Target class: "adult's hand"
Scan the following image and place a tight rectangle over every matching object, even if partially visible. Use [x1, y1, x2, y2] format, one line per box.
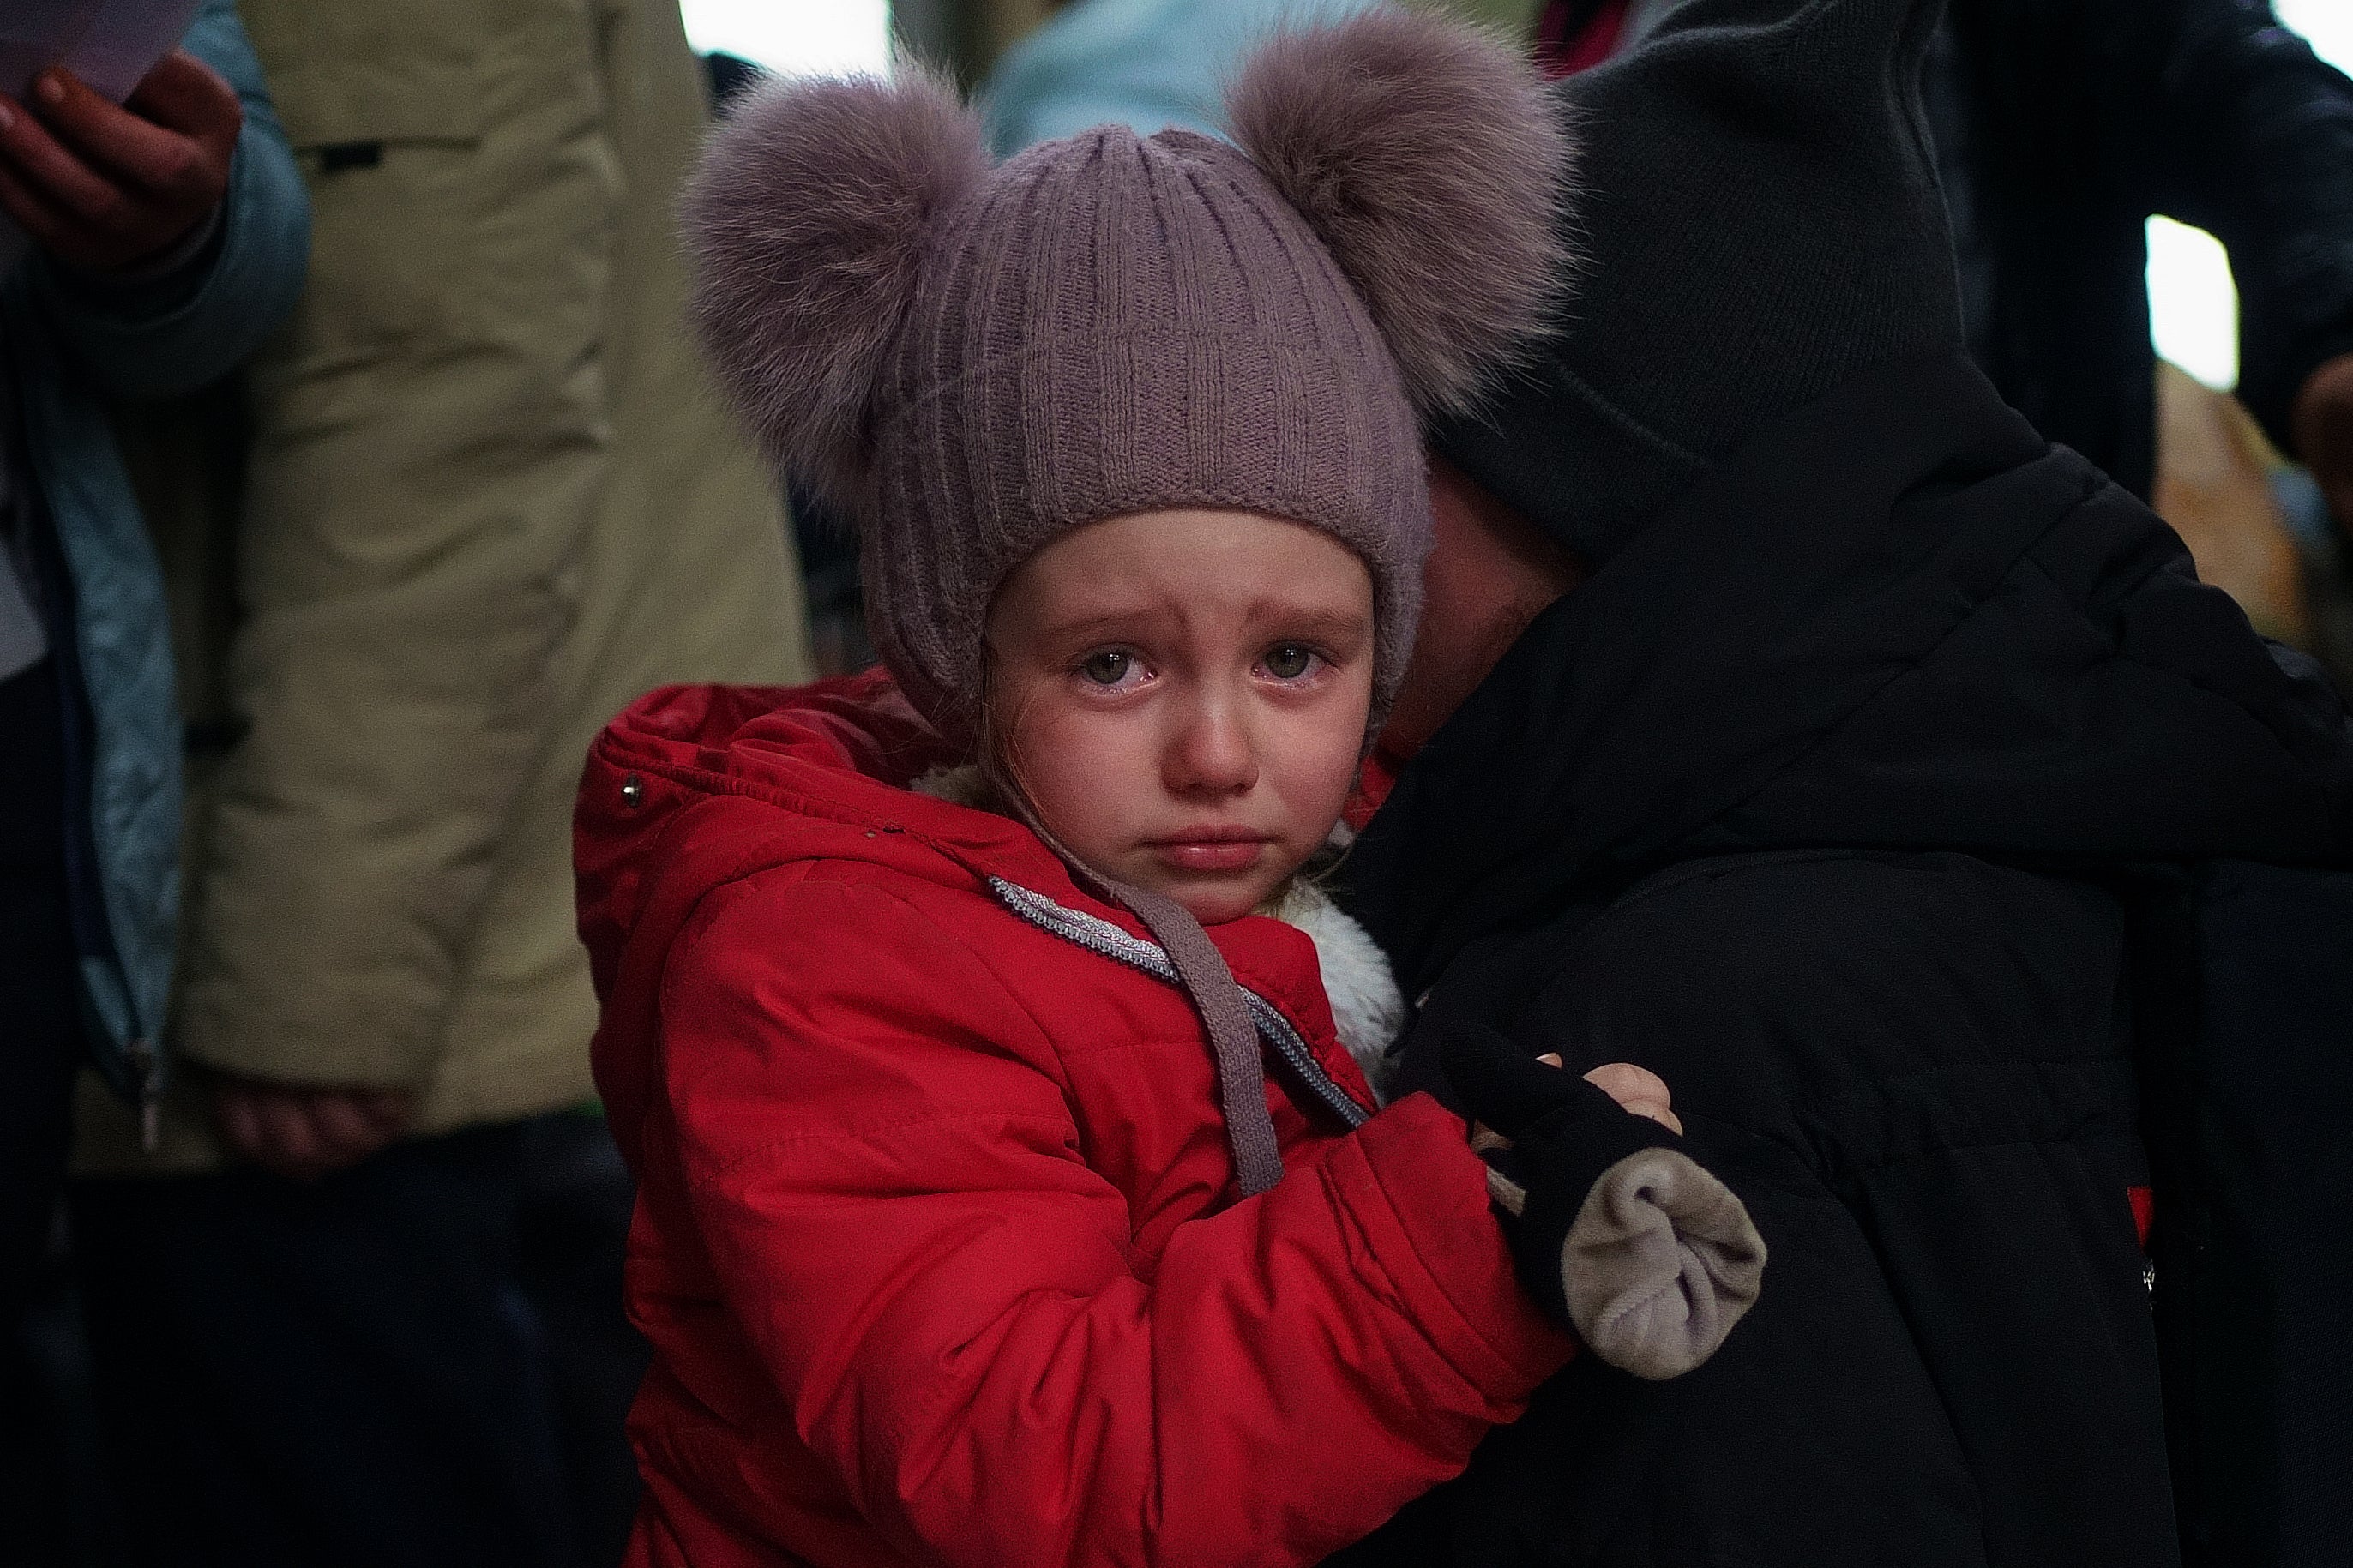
[2292, 352, 2353, 538]
[0, 51, 241, 274]
[211, 1074, 413, 1181]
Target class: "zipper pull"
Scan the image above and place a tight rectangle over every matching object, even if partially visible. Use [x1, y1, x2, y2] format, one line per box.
[128, 1037, 160, 1152]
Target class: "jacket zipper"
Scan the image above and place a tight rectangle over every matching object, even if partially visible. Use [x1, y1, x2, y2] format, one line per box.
[989, 878, 1372, 1130]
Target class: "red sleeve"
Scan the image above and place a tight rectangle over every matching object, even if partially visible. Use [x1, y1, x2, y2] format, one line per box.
[658, 871, 1569, 1568]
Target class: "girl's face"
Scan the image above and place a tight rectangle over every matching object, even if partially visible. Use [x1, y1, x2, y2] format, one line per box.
[984, 509, 1375, 925]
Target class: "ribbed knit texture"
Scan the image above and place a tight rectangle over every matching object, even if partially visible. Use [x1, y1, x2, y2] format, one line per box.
[1434, 0, 1965, 566]
[865, 125, 1426, 748]
[689, 10, 1572, 749]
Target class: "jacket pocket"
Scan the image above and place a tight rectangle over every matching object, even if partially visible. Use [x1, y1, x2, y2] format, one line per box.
[241, 0, 616, 363]
[256, 71, 486, 358]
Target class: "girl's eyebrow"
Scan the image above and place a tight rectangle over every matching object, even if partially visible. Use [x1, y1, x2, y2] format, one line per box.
[1261, 606, 1374, 645]
[1030, 609, 1170, 644]
[1032, 602, 1371, 646]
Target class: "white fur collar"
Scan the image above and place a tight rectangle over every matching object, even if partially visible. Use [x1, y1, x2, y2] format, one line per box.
[912, 762, 996, 809]
[1264, 880, 1405, 1103]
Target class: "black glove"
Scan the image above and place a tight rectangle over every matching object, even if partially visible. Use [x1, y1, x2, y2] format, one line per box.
[1443, 1020, 1766, 1379]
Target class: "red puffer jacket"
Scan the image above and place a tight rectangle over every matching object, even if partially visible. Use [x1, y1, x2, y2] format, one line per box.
[576, 672, 1572, 1568]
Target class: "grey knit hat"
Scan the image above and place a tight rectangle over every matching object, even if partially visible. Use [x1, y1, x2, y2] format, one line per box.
[687, 10, 1574, 748]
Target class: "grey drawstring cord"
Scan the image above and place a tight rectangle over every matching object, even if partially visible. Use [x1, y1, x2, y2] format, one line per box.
[978, 759, 1289, 1197]
[1101, 880, 1287, 1197]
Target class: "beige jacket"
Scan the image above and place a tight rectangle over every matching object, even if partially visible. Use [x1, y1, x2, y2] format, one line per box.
[80, 0, 809, 1170]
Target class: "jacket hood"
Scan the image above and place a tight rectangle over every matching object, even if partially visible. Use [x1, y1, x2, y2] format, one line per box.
[576, 671, 1056, 1000]
[578, 672, 1034, 1163]
[1346, 352, 2353, 996]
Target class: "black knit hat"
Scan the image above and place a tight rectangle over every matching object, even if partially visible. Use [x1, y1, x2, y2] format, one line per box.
[1434, 0, 1961, 565]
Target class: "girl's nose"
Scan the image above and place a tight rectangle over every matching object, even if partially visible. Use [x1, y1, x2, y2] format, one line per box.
[1164, 694, 1258, 797]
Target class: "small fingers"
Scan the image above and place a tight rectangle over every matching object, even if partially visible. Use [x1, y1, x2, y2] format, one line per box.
[1467, 1120, 1514, 1157]
[1585, 1062, 1682, 1135]
[1628, 1102, 1685, 1136]
[1441, 1020, 1581, 1142]
[1583, 1060, 1670, 1107]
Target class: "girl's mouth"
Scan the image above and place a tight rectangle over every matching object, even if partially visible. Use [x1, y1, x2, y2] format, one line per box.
[1148, 830, 1273, 873]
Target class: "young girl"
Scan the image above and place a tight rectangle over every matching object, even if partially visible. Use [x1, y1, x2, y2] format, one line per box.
[577, 14, 1761, 1565]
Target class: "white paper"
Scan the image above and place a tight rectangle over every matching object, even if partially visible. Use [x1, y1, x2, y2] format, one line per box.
[2, 0, 206, 273]
[2, 0, 203, 104]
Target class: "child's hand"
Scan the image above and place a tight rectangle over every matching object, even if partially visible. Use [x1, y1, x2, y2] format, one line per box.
[0, 53, 242, 273]
[1470, 1054, 1681, 1152]
[1581, 1060, 1682, 1135]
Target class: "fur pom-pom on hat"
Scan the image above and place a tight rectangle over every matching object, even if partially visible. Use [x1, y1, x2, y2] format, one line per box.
[1227, 10, 1575, 418]
[683, 11, 1574, 748]
[684, 71, 990, 513]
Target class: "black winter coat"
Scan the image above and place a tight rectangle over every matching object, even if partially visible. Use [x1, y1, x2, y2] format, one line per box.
[1545, 0, 2353, 499]
[1929, 0, 2353, 499]
[1333, 353, 2353, 1567]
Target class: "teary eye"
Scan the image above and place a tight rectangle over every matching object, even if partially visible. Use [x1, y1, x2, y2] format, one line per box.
[1080, 650, 1134, 685]
[1261, 643, 1315, 680]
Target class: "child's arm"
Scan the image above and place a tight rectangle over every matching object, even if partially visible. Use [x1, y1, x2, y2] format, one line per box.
[1448, 1027, 1768, 1382]
[659, 870, 1570, 1568]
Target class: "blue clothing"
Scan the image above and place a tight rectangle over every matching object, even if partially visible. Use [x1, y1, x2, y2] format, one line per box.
[0, 0, 310, 1108]
[981, 0, 1381, 155]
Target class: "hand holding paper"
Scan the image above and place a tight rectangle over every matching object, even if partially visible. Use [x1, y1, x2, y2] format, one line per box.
[0, 51, 239, 273]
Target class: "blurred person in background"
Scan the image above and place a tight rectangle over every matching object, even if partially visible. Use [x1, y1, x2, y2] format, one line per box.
[1541, 0, 2353, 665]
[981, 0, 1380, 154]
[63, 1, 811, 1565]
[0, 5, 307, 1559]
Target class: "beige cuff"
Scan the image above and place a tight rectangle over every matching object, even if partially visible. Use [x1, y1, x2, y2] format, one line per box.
[1490, 1148, 1767, 1380]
